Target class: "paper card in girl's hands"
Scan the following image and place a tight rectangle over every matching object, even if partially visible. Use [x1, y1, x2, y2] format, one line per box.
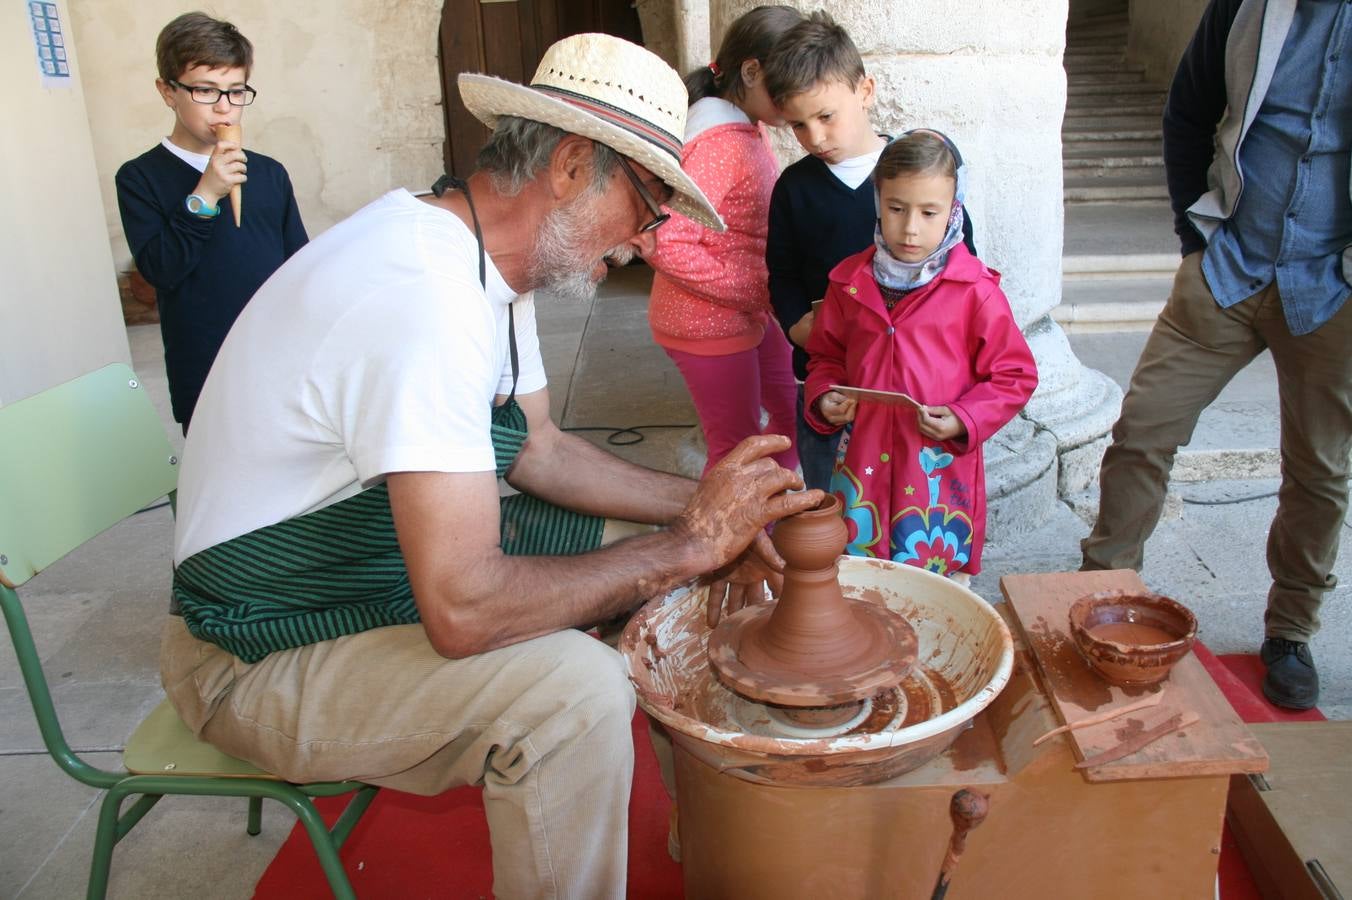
[830, 385, 923, 410]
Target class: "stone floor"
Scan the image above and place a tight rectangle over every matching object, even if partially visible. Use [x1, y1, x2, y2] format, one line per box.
[1, 263, 1346, 899]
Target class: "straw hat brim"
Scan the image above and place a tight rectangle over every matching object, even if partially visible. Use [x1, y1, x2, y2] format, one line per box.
[459, 73, 725, 232]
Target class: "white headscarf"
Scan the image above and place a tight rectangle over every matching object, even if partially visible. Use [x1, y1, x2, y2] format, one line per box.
[871, 130, 968, 292]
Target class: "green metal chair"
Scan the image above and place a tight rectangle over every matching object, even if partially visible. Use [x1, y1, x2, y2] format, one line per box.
[0, 364, 379, 899]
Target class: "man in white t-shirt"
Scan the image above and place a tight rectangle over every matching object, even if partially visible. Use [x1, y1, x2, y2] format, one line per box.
[162, 34, 820, 899]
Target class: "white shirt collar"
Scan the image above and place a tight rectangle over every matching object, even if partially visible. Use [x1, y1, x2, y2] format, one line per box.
[161, 137, 211, 173]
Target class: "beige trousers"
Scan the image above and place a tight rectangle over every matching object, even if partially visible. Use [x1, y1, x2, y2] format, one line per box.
[1082, 253, 1352, 640]
[161, 617, 635, 900]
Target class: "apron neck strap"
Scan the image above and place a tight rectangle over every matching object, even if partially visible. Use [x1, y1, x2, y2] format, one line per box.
[432, 174, 520, 401]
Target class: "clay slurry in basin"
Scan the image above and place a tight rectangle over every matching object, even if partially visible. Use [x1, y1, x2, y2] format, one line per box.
[621, 555, 1016, 786]
[1069, 590, 1198, 687]
[707, 494, 918, 731]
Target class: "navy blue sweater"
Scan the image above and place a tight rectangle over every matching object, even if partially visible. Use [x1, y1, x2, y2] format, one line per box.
[116, 144, 307, 425]
[766, 151, 976, 379]
[1163, 0, 1243, 256]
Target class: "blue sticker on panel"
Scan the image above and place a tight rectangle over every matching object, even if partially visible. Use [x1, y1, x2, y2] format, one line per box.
[29, 0, 72, 83]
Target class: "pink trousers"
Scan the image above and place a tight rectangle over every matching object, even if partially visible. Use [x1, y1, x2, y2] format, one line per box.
[666, 323, 799, 475]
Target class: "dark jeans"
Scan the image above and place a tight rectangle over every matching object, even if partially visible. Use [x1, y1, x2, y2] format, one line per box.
[795, 385, 843, 493]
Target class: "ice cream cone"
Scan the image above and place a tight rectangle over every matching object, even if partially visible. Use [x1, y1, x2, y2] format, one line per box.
[213, 123, 243, 227]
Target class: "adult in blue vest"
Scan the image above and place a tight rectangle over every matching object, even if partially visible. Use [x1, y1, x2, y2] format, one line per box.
[1084, 0, 1351, 711]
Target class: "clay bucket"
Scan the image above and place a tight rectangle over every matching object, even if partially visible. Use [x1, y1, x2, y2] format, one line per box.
[1069, 590, 1198, 687]
[621, 557, 1014, 787]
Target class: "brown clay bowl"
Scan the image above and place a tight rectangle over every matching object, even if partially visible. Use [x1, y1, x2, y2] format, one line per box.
[1068, 590, 1198, 686]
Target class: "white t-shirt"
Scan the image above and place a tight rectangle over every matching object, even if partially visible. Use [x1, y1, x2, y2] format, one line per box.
[161, 137, 210, 173]
[827, 146, 884, 190]
[173, 188, 547, 563]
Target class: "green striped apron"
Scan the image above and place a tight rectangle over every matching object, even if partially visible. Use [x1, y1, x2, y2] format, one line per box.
[172, 178, 603, 663]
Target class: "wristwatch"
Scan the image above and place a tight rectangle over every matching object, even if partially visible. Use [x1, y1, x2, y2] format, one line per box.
[185, 194, 220, 218]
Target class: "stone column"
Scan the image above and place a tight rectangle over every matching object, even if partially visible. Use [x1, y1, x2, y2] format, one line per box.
[637, 0, 711, 74]
[710, 0, 1122, 537]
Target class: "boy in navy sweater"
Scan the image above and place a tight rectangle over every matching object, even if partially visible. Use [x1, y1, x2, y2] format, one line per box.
[764, 12, 972, 490]
[763, 13, 884, 490]
[116, 12, 306, 430]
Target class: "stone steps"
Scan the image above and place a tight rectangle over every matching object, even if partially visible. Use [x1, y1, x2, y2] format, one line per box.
[1057, 201, 1178, 330]
[1052, 276, 1172, 333]
[1064, 124, 1163, 143]
[1071, 70, 1148, 85]
[1065, 99, 1164, 116]
[1066, 88, 1161, 106]
[1065, 162, 1164, 183]
[1063, 115, 1164, 135]
[1065, 59, 1145, 75]
[1063, 139, 1163, 159]
[1067, 81, 1168, 97]
[1062, 2, 1168, 208]
[1065, 182, 1170, 203]
[1060, 1, 1175, 327]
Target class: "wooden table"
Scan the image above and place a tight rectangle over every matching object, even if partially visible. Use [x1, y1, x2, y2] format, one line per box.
[1001, 568, 1268, 782]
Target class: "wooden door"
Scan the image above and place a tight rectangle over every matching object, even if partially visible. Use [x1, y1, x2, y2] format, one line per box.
[438, 0, 644, 178]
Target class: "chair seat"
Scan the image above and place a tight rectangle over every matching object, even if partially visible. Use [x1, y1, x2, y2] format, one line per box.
[124, 698, 279, 779]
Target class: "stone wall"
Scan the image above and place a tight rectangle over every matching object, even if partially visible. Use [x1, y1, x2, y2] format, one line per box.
[637, 0, 711, 74]
[71, 0, 447, 272]
[1127, 0, 1211, 86]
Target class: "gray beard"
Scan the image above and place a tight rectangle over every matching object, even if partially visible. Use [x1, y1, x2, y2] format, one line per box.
[528, 194, 635, 303]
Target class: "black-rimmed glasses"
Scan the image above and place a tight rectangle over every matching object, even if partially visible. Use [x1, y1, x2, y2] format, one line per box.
[616, 156, 671, 233]
[168, 79, 257, 106]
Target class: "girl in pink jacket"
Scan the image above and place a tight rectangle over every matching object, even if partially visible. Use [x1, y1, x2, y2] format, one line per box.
[805, 131, 1038, 579]
[645, 5, 802, 474]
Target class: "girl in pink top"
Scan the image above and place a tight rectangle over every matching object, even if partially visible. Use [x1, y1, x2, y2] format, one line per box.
[805, 131, 1038, 580]
[645, 5, 802, 474]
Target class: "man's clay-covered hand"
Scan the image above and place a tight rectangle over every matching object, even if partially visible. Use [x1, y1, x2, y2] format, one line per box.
[673, 434, 823, 619]
[702, 548, 784, 627]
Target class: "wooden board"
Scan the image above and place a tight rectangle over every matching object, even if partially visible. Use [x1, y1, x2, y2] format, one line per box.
[1000, 569, 1268, 782]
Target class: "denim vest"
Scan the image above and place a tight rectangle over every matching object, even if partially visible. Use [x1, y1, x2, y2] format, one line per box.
[1187, 0, 1352, 334]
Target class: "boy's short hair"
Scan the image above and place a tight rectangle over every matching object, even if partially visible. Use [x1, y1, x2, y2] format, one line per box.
[763, 11, 866, 106]
[156, 12, 253, 83]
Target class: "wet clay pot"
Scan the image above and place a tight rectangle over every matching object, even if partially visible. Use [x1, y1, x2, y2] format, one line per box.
[707, 495, 917, 708]
[1069, 590, 1198, 686]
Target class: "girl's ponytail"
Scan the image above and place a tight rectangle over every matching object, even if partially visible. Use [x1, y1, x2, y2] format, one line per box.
[683, 64, 721, 104]
[681, 5, 802, 107]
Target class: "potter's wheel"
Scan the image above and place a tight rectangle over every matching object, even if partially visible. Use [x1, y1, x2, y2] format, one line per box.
[622, 558, 1014, 786]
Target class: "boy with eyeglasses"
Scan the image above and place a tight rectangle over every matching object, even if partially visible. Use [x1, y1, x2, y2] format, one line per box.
[116, 12, 306, 430]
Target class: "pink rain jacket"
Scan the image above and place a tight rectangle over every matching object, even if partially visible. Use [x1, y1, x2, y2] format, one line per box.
[646, 123, 778, 355]
[804, 243, 1038, 575]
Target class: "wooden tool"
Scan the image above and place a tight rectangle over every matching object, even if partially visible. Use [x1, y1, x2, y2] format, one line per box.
[213, 123, 243, 227]
[929, 789, 990, 900]
[1074, 709, 1201, 769]
[1032, 690, 1164, 747]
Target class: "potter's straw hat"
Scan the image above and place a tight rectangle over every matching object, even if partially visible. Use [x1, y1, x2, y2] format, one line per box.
[458, 33, 724, 232]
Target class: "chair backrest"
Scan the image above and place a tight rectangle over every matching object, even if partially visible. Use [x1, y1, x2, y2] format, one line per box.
[0, 363, 178, 589]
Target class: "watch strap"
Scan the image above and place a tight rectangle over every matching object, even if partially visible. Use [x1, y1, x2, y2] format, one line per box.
[186, 194, 220, 218]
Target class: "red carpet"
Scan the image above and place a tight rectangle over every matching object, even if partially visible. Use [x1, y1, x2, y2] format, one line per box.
[254, 646, 1322, 899]
[252, 712, 681, 899]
